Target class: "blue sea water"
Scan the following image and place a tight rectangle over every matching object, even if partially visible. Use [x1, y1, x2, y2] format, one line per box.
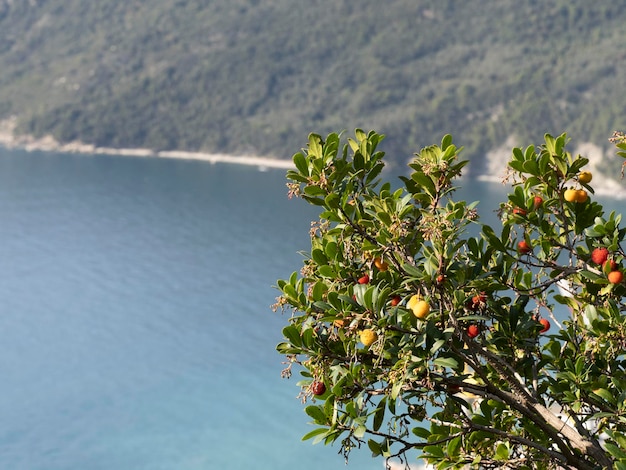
[0, 147, 622, 470]
[0, 147, 385, 470]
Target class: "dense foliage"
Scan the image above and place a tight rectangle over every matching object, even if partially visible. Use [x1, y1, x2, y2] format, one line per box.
[274, 129, 626, 469]
[1, 1, 625, 171]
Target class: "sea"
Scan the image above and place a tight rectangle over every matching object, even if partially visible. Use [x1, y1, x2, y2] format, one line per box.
[0, 147, 622, 470]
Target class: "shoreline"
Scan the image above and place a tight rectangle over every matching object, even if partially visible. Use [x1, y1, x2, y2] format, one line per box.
[1, 121, 625, 198]
[0, 119, 295, 170]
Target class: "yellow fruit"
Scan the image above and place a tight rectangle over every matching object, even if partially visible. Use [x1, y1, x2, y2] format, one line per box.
[578, 171, 592, 184]
[373, 257, 389, 271]
[333, 318, 349, 328]
[359, 329, 378, 347]
[407, 294, 421, 311]
[563, 189, 578, 202]
[412, 300, 431, 319]
[575, 189, 588, 203]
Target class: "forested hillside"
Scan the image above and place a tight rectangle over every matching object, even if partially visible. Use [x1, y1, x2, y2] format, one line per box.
[0, 0, 625, 173]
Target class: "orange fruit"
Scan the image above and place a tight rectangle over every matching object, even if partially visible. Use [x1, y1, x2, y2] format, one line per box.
[539, 318, 551, 333]
[373, 257, 389, 271]
[575, 189, 588, 203]
[608, 270, 624, 284]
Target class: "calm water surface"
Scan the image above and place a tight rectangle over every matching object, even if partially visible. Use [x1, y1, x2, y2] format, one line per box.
[0, 148, 622, 470]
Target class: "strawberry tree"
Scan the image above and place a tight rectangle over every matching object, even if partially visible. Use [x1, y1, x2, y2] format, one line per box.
[274, 129, 626, 469]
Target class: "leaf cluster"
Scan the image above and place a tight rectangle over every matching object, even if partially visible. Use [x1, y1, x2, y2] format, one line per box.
[275, 130, 626, 469]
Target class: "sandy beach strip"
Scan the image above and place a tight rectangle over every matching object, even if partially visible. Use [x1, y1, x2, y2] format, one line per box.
[0, 119, 295, 170]
[157, 150, 295, 168]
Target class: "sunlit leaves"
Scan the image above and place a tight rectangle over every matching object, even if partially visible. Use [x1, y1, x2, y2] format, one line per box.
[276, 130, 626, 469]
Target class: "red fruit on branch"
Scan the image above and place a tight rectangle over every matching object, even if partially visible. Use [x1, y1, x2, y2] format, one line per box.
[390, 295, 401, 306]
[604, 259, 619, 271]
[517, 240, 532, 254]
[591, 247, 609, 265]
[311, 381, 326, 396]
[533, 196, 543, 209]
[467, 324, 480, 338]
[513, 207, 527, 216]
[469, 292, 487, 311]
[539, 318, 550, 333]
[357, 274, 370, 284]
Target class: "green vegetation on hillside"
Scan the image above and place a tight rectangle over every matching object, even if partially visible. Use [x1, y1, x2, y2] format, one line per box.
[0, 0, 625, 173]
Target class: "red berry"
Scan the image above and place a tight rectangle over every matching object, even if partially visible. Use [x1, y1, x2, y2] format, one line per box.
[604, 259, 619, 272]
[608, 270, 624, 284]
[436, 274, 446, 285]
[539, 318, 550, 333]
[533, 196, 543, 209]
[591, 247, 609, 265]
[311, 381, 326, 396]
[390, 295, 401, 306]
[467, 324, 480, 338]
[517, 240, 532, 254]
[357, 274, 370, 284]
[469, 292, 487, 311]
[513, 207, 527, 216]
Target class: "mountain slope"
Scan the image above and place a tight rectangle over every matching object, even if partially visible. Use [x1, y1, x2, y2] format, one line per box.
[0, 0, 625, 174]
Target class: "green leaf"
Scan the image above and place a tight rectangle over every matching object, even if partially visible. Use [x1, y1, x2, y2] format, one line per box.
[293, 152, 309, 176]
[311, 248, 328, 265]
[305, 405, 328, 424]
[308, 133, 323, 158]
[324, 241, 338, 260]
[592, 388, 616, 405]
[411, 171, 436, 197]
[447, 436, 462, 457]
[302, 427, 328, 441]
[373, 398, 386, 431]
[433, 357, 458, 369]
[367, 439, 381, 456]
[604, 442, 626, 460]
[354, 424, 366, 438]
[303, 185, 327, 196]
[495, 443, 509, 460]
[412, 427, 431, 439]
[544, 133, 556, 156]
[430, 339, 446, 354]
[324, 193, 340, 209]
[317, 265, 336, 278]
[422, 445, 445, 458]
[377, 211, 392, 226]
[282, 325, 302, 347]
[354, 152, 365, 171]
